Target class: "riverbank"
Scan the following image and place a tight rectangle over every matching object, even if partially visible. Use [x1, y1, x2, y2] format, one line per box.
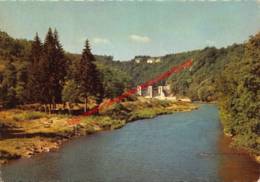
[192, 101, 260, 164]
[217, 104, 260, 164]
[222, 131, 260, 164]
[0, 98, 198, 165]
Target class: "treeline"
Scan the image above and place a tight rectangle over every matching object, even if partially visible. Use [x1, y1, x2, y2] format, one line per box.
[0, 28, 113, 112]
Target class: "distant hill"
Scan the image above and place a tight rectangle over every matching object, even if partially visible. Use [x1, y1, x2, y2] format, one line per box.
[101, 43, 245, 101]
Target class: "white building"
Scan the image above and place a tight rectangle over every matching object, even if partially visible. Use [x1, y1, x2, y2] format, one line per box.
[135, 59, 141, 63]
[146, 58, 161, 64]
[147, 58, 154, 64]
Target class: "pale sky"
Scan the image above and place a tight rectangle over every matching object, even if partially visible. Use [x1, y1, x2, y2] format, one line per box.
[0, 1, 259, 60]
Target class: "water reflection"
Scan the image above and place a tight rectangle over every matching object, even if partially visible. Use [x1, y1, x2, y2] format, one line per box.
[217, 134, 259, 182]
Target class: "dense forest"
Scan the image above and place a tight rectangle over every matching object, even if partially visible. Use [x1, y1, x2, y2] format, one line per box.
[0, 29, 259, 156]
[0, 29, 131, 112]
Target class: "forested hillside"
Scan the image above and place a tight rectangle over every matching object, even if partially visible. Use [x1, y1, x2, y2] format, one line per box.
[104, 44, 245, 101]
[102, 33, 259, 156]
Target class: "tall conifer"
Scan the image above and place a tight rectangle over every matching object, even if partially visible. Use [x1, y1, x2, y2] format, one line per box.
[78, 40, 104, 112]
[53, 29, 67, 103]
[27, 33, 42, 103]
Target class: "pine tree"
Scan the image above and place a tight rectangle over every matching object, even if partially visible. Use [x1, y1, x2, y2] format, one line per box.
[41, 28, 57, 111]
[27, 33, 42, 103]
[37, 28, 67, 112]
[78, 40, 104, 112]
[53, 29, 67, 104]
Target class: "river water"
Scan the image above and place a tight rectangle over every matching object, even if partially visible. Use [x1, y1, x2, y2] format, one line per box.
[1, 104, 259, 182]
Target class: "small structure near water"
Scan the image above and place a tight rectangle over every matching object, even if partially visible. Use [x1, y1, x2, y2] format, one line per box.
[136, 84, 191, 102]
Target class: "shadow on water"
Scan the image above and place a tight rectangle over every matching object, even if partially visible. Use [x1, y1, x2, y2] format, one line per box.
[217, 134, 259, 182]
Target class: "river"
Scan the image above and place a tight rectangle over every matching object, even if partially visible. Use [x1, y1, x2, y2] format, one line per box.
[1, 104, 259, 182]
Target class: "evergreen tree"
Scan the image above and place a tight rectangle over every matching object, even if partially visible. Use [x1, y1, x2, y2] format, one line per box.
[53, 29, 67, 104]
[35, 28, 67, 112]
[78, 40, 104, 112]
[27, 33, 42, 103]
[42, 28, 55, 108]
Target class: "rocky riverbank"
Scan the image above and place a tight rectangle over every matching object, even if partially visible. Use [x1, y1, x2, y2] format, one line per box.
[0, 98, 198, 165]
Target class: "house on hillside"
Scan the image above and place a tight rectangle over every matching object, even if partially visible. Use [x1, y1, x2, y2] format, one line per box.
[147, 58, 154, 64]
[135, 59, 141, 63]
[146, 58, 161, 64]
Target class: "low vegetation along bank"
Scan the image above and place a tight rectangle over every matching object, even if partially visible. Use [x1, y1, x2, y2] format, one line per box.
[0, 99, 197, 164]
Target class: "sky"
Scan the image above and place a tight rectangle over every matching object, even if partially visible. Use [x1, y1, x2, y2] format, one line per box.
[0, 1, 259, 61]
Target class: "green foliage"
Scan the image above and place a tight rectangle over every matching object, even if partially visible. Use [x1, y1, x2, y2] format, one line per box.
[62, 80, 80, 103]
[98, 63, 131, 98]
[218, 32, 260, 155]
[198, 85, 216, 102]
[1, 62, 17, 107]
[102, 103, 130, 120]
[2, 61, 16, 88]
[15, 63, 28, 104]
[0, 31, 31, 62]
